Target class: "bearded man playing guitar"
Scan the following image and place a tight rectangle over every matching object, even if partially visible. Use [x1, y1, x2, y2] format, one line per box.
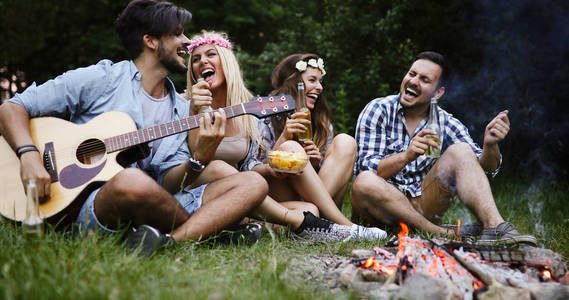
[0, 0, 269, 255]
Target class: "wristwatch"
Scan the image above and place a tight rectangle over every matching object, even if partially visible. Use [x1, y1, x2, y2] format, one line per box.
[188, 156, 205, 173]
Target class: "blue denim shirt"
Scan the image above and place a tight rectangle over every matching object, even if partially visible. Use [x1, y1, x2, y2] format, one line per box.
[9, 59, 191, 194]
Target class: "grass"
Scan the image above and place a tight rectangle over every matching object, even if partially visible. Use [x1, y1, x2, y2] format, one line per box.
[1, 177, 567, 299]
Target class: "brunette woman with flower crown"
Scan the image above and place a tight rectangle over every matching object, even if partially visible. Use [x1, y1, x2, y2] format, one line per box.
[261, 54, 357, 210]
[185, 30, 386, 241]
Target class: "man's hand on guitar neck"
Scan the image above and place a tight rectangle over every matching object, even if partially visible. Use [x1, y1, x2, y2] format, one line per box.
[20, 151, 51, 203]
[192, 108, 227, 164]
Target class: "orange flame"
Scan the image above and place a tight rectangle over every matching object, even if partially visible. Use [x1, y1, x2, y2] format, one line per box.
[397, 223, 410, 259]
[543, 269, 552, 280]
[399, 222, 409, 237]
[364, 256, 374, 268]
[473, 282, 480, 290]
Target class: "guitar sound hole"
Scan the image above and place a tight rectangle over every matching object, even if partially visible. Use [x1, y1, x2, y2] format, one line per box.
[76, 139, 106, 165]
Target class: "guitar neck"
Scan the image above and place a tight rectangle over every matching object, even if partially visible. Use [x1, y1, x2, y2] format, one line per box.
[104, 104, 247, 153]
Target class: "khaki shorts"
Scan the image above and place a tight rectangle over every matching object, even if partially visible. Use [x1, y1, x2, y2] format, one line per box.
[409, 160, 453, 224]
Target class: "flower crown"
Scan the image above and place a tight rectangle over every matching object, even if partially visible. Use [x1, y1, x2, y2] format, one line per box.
[188, 36, 233, 53]
[295, 58, 326, 76]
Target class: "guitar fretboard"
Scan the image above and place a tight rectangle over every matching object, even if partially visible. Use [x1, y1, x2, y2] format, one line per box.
[104, 103, 246, 153]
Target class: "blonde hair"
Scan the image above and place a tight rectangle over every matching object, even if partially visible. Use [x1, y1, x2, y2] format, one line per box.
[187, 30, 262, 149]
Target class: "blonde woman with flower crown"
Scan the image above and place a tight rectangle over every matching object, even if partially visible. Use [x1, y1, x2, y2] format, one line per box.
[185, 30, 386, 241]
[260, 54, 357, 210]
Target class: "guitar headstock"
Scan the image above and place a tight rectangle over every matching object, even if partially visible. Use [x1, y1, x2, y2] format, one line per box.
[243, 94, 296, 118]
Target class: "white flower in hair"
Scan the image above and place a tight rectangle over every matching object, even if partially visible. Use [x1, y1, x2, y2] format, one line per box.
[318, 58, 326, 76]
[295, 60, 308, 72]
[307, 58, 318, 68]
[296, 58, 326, 76]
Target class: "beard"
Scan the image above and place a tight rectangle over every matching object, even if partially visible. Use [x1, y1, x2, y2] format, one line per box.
[157, 42, 187, 74]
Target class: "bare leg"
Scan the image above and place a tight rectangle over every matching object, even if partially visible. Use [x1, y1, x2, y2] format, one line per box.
[435, 143, 504, 228]
[94, 166, 267, 242]
[273, 141, 353, 226]
[95, 168, 190, 232]
[199, 159, 319, 231]
[350, 170, 448, 234]
[249, 197, 319, 230]
[188, 160, 240, 189]
[318, 134, 357, 209]
[171, 171, 267, 241]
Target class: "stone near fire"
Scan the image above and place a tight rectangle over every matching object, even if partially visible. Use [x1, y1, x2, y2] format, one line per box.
[361, 268, 389, 283]
[476, 279, 530, 300]
[511, 281, 569, 300]
[351, 249, 375, 259]
[397, 271, 463, 300]
[339, 263, 361, 287]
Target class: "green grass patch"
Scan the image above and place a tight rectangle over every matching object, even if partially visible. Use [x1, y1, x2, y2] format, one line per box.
[1, 177, 567, 299]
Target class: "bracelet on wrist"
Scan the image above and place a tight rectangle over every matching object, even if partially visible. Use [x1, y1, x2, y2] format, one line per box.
[16, 144, 36, 152]
[17, 147, 39, 158]
[188, 156, 205, 173]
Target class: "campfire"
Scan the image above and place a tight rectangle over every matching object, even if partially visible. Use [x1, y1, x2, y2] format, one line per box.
[338, 222, 569, 299]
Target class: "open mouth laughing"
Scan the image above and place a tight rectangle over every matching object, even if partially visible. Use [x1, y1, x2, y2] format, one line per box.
[200, 68, 215, 82]
[404, 86, 420, 98]
[177, 47, 189, 58]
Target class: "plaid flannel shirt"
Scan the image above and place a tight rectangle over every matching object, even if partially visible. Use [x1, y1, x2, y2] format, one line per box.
[355, 94, 500, 198]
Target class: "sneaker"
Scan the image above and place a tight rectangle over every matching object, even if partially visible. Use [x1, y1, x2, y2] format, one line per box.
[476, 221, 537, 246]
[350, 224, 388, 241]
[126, 224, 176, 257]
[441, 221, 483, 238]
[294, 211, 387, 242]
[214, 223, 262, 245]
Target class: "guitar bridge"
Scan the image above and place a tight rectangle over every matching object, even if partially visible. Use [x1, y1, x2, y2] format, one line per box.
[43, 142, 59, 183]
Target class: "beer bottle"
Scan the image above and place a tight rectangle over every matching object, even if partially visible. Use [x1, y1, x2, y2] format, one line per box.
[295, 82, 312, 142]
[425, 98, 441, 158]
[23, 179, 44, 237]
[197, 78, 213, 114]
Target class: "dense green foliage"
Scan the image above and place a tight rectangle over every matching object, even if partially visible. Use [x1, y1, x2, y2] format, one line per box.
[1, 0, 567, 177]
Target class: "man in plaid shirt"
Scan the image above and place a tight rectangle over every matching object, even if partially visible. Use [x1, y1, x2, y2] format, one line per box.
[351, 51, 536, 246]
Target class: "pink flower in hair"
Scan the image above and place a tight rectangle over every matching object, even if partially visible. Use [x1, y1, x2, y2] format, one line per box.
[188, 36, 233, 53]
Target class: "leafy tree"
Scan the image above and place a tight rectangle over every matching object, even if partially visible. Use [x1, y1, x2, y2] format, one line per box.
[1, 0, 567, 177]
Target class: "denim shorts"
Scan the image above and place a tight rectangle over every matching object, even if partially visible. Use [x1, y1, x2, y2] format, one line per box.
[76, 184, 207, 233]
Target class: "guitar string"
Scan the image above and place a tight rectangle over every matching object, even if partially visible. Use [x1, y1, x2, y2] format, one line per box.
[40, 99, 288, 157]
[73, 105, 255, 155]
[72, 111, 231, 156]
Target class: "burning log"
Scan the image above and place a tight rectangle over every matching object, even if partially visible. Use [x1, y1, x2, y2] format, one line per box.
[345, 223, 569, 299]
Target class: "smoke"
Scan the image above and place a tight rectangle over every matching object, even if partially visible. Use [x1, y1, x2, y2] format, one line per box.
[443, 0, 569, 180]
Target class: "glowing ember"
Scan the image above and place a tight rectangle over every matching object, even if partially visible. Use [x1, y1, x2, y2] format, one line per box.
[364, 256, 374, 268]
[357, 223, 487, 294]
[543, 269, 552, 280]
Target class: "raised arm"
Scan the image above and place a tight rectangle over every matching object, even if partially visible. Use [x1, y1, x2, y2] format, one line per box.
[479, 110, 509, 173]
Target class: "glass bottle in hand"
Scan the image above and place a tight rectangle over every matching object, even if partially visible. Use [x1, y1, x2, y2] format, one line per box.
[23, 179, 44, 237]
[425, 97, 441, 158]
[197, 78, 213, 114]
[295, 82, 312, 142]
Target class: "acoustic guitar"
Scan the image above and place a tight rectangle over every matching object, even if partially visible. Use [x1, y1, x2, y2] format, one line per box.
[0, 94, 294, 224]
